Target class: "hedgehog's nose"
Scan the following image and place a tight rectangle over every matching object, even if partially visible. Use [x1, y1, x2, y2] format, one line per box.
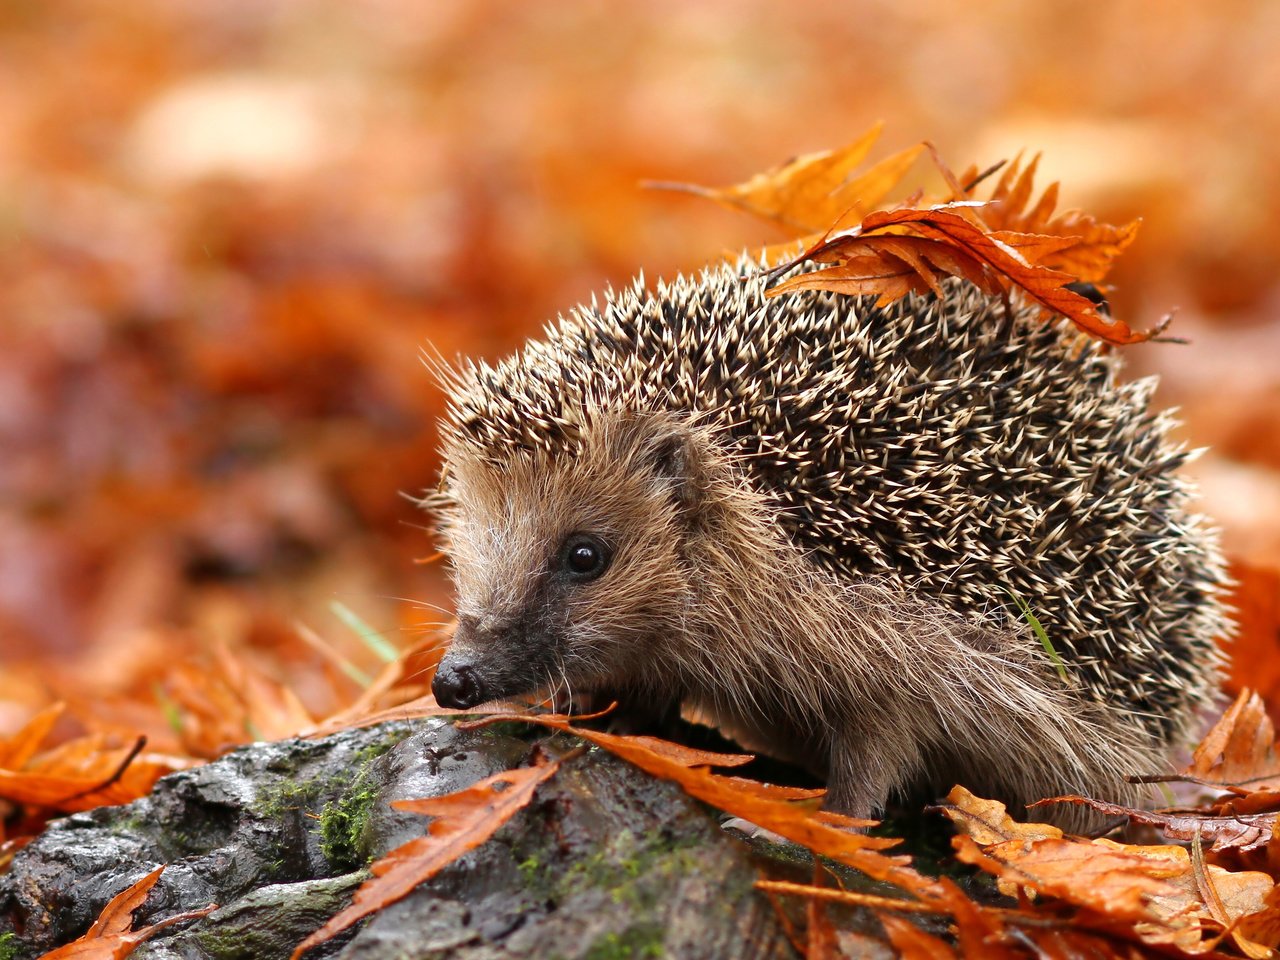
[432, 662, 485, 709]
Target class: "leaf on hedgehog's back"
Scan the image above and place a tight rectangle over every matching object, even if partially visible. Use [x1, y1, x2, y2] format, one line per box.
[646, 122, 924, 234]
[768, 204, 1164, 345]
[974, 153, 1142, 282]
[671, 129, 1160, 344]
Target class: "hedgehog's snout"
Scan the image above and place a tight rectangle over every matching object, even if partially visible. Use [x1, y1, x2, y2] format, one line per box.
[432, 661, 485, 709]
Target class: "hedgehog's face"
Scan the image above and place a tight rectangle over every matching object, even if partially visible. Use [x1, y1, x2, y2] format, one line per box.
[431, 414, 709, 711]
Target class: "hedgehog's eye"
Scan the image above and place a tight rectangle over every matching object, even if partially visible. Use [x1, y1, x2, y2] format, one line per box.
[562, 533, 612, 581]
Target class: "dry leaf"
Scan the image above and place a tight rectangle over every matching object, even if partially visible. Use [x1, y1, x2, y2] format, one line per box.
[37, 866, 216, 960]
[1033, 795, 1276, 855]
[1189, 689, 1279, 786]
[649, 123, 924, 234]
[876, 913, 958, 960]
[940, 786, 1276, 955]
[290, 751, 567, 959]
[770, 203, 1157, 345]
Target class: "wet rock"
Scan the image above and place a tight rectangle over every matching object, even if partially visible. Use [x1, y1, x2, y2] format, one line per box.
[0, 719, 797, 959]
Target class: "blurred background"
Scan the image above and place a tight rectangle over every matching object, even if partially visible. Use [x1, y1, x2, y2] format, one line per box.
[1, 0, 1278, 734]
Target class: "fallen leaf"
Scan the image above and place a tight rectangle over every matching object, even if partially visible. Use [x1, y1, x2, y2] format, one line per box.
[290, 750, 568, 959]
[0, 702, 66, 770]
[1031, 794, 1276, 855]
[37, 866, 216, 960]
[1189, 689, 1279, 786]
[940, 786, 1276, 955]
[876, 912, 958, 960]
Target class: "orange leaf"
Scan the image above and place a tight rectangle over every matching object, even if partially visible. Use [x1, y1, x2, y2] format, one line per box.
[772, 203, 1161, 345]
[1237, 884, 1280, 955]
[940, 786, 1276, 954]
[290, 752, 567, 959]
[83, 866, 165, 940]
[37, 866, 216, 960]
[1031, 794, 1275, 855]
[767, 251, 936, 305]
[457, 710, 971, 923]
[0, 702, 65, 770]
[877, 912, 958, 960]
[1189, 688, 1280, 786]
[649, 123, 924, 234]
[974, 154, 1140, 282]
[0, 740, 188, 812]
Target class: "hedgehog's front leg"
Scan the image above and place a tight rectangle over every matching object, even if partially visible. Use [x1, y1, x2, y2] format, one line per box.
[823, 722, 922, 820]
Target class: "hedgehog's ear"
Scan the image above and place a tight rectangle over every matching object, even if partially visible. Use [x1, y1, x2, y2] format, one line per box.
[643, 422, 707, 514]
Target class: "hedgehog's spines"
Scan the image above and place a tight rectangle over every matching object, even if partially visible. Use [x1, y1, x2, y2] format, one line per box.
[440, 261, 1228, 751]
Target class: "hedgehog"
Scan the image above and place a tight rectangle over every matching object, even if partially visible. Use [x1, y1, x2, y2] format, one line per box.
[425, 262, 1229, 828]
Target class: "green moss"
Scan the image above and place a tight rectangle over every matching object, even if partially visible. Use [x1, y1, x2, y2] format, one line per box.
[255, 777, 326, 820]
[518, 854, 543, 883]
[583, 927, 664, 960]
[318, 775, 380, 870]
[0, 932, 17, 960]
[352, 730, 407, 766]
[553, 829, 705, 913]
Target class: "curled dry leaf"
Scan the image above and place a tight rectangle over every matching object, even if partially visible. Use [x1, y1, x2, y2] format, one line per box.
[770, 203, 1158, 345]
[661, 123, 1160, 345]
[1033, 794, 1276, 855]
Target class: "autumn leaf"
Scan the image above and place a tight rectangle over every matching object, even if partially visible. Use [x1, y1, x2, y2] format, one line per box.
[289, 750, 568, 959]
[939, 786, 1277, 955]
[1031, 794, 1276, 855]
[769, 202, 1161, 345]
[0, 702, 66, 770]
[0, 717, 190, 813]
[462, 712, 907, 870]
[876, 912, 959, 960]
[647, 122, 925, 234]
[1190, 688, 1280, 788]
[37, 866, 215, 960]
[663, 124, 1162, 345]
[978, 153, 1142, 282]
